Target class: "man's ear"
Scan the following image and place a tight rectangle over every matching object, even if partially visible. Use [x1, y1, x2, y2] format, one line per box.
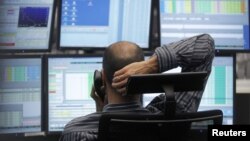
[101, 69, 106, 87]
[101, 69, 107, 101]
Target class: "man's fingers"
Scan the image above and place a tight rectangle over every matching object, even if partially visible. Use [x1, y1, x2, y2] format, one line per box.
[113, 68, 126, 77]
[112, 78, 128, 88]
[112, 73, 128, 83]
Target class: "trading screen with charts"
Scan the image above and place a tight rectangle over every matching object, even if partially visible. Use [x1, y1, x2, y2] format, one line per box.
[48, 56, 102, 132]
[59, 0, 152, 48]
[198, 56, 233, 125]
[0, 57, 42, 134]
[160, 0, 249, 50]
[143, 56, 234, 125]
[0, 0, 54, 50]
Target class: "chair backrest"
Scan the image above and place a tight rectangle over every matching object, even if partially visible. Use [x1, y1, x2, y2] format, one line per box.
[97, 109, 223, 141]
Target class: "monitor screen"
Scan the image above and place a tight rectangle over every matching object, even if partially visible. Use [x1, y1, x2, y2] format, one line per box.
[0, 56, 42, 134]
[0, 0, 55, 51]
[47, 56, 102, 132]
[59, 0, 152, 49]
[142, 56, 234, 125]
[159, 0, 249, 50]
[198, 56, 234, 125]
[236, 53, 250, 93]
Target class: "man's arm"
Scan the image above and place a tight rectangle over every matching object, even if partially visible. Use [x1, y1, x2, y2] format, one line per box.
[147, 34, 215, 113]
[155, 34, 214, 73]
[112, 34, 215, 113]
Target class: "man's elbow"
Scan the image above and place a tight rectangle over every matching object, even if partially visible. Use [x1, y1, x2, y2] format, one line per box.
[200, 33, 215, 54]
[206, 34, 215, 49]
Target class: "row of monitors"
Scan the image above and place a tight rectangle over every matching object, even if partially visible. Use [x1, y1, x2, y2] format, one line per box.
[0, 0, 249, 51]
[0, 54, 234, 135]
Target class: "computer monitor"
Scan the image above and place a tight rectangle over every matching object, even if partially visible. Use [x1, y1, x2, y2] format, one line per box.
[0, 56, 43, 134]
[143, 56, 234, 125]
[199, 56, 234, 125]
[47, 55, 102, 132]
[59, 0, 152, 49]
[159, 0, 249, 50]
[236, 53, 250, 93]
[0, 0, 55, 52]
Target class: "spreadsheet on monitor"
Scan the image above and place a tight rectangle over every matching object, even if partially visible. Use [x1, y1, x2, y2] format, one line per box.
[0, 57, 42, 134]
[48, 56, 102, 132]
[159, 0, 249, 50]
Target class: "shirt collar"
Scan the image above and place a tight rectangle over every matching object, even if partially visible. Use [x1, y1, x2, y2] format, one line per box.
[102, 102, 144, 112]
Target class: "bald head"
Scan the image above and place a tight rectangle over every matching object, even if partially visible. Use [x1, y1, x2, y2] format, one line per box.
[103, 41, 144, 84]
[108, 41, 140, 59]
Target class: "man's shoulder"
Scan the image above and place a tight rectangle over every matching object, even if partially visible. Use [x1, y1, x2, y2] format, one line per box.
[63, 112, 102, 133]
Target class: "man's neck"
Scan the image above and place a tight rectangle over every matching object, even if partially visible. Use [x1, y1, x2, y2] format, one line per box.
[106, 86, 139, 104]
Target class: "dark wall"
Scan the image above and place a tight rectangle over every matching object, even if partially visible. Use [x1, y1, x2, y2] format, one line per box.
[234, 94, 250, 124]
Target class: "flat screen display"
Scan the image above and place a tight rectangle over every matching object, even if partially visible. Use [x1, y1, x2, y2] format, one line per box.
[198, 56, 234, 125]
[236, 53, 250, 93]
[47, 56, 102, 132]
[0, 0, 55, 51]
[159, 0, 249, 50]
[59, 0, 152, 49]
[0, 56, 42, 134]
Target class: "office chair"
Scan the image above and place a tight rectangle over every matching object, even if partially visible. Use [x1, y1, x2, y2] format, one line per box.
[98, 110, 223, 141]
[97, 72, 223, 141]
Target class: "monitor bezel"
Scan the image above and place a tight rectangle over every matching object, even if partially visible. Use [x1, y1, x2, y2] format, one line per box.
[57, 0, 156, 51]
[157, 0, 250, 53]
[0, 1, 56, 53]
[0, 55, 45, 136]
[232, 53, 237, 124]
[45, 54, 104, 134]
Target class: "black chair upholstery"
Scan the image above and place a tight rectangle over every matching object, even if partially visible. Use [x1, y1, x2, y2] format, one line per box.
[98, 110, 223, 141]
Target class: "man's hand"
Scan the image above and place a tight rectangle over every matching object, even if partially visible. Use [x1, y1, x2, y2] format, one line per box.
[90, 85, 105, 112]
[112, 55, 158, 95]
